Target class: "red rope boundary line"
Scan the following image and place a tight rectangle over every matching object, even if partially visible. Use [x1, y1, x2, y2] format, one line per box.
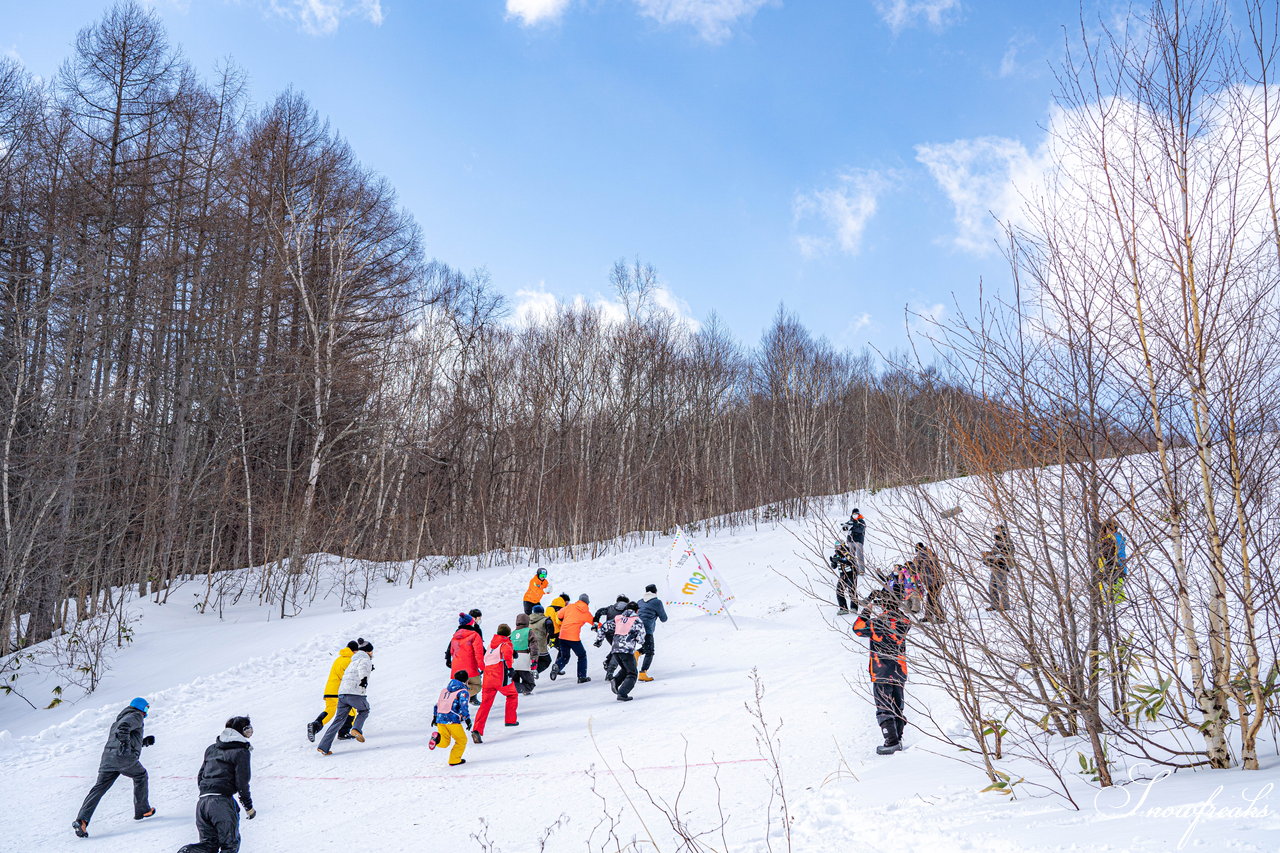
[56, 757, 767, 783]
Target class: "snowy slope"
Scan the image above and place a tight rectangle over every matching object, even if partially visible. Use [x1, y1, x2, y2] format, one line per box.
[3, 494, 1279, 852]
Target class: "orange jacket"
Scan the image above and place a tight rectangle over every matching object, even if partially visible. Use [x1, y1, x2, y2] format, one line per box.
[556, 600, 595, 642]
[523, 575, 549, 604]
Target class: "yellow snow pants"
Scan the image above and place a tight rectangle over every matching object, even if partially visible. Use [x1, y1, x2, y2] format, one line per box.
[436, 723, 467, 765]
[323, 696, 357, 724]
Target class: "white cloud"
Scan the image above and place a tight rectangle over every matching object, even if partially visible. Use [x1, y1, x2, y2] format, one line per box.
[633, 0, 774, 42]
[3, 45, 21, 64]
[268, 0, 384, 35]
[506, 0, 572, 26]
[511, 282, 701, 331]
[793, 168, 889, 258]
[873, 0, 960, 34]
[915, 136, 1046, 254]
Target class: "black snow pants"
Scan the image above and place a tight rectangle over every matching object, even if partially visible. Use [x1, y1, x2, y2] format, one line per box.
[639, 633, 655, 672]
[872, 675, 906, 728]
[178, 794, 241, 853]
[76, 760, 149, 824]
[835, 570, 859, 610]
[613, 652, 639, 698]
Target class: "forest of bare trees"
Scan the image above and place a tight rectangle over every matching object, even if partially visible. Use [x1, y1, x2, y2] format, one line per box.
[0, 3, 984, 654]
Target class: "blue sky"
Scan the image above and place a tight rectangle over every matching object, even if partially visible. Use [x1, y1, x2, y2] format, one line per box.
[3, 0, 1093, 352]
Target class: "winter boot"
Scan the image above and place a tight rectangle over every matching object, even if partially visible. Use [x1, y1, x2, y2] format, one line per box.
[350, 729, 365, 743]
[617, 694, 633, 702]
[875, 721, 902, 755]
[428, 732, 440, 750]
[637, 671, 654, 682]
[306, 720, 321, 742]
[72, 820, 89, 839]
[317, 748, 333, 756]
[610, 677, 619, 695]
[836, 607, 850, 615]
[470, 730, 483, 744]
[135, 808, 156, 820]
[549, 667, 559, 681]
[578, 676, 592, 684]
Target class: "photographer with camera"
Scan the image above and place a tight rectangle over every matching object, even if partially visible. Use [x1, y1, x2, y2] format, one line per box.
[852, 589, 911, 755]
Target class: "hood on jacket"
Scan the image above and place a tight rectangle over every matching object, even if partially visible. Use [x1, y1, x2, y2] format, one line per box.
[488, 633, 511, 649]
[515, 613, 530, 628]
[641, 592, 659, 602]
[447, 678, 468, 691]
[217, 728, 251, 747]
[336, 647, 353, 660]
[550, 596, 568, 609]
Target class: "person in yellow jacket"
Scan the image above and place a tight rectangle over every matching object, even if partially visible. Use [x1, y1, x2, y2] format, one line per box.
[545, 593, 570, 637]
[306, 640, 359, 742]
[523, 568, 550, 615]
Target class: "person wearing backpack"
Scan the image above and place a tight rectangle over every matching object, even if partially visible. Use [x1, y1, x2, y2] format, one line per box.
[72, 697, 156, 839]
[471, 624, 519, 743]
[429, 671, 473, 767]
[602, 601, 647, 701]
[523, 568, 550, 615]
[511, 613, 538, 695]
[176, 716, 255, 853]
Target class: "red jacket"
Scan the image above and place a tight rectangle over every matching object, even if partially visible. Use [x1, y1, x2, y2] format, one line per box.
[482, 634, 514, 687]
[447, 627, 485, 678]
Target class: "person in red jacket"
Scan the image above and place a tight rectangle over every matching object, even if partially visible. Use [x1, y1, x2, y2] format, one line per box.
[471, 624, 519, 743]
[446, 613, 486, 706]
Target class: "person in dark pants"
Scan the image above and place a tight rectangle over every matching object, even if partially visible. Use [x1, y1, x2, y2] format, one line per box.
[636, 583, 668, 681]
[317, 640, 374, 755]
[983, 524, 1014, 611]
[830, 542, 859, 614]
[912, 542, 945, 622]
[592, 595, 630, 681]
[603, 601, 647, 701]
[841, 509, 867, 573]
[73, 697, 156, 838]
[177, 716, 255, 853]
[852, 591, 911, 755]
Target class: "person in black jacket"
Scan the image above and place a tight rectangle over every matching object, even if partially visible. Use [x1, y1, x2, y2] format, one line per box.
[177, 716, 255, 853]
[830, 541, 859, 614]
[841, 509, 867, 574]
[592, 595, 631, 680]
[73, 697, 156, 838]
[852, 591, 911, 755]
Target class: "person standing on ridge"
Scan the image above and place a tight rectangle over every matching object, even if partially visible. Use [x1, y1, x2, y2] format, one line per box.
[523, 568, 550, 615]
[73, 697, 157, 838]
[316, 640, 373, 755]
[446, 612, 486, 704]
[636, 583, 668, 681]
[841, 509, 867, 574]
[306, 640, 359, 742]
[429, 670, 473, 766]
[553, 594, 595, 683]
[472, 624, 519, 743]
[852, 590, 912, 755]
[604, 600, 647, 701]
[176, 716, 255, 853]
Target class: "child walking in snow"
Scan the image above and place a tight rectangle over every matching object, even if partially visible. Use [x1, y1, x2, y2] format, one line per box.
[177, 716, 255, 853]
[852, 590, 911, 755]
[430, 671, 473, 766]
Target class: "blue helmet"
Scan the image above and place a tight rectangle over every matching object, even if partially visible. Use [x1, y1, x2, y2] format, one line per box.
[129, 697, 150, 715]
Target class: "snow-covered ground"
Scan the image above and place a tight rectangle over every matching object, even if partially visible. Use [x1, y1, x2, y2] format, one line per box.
[3, 493, 1279, 852]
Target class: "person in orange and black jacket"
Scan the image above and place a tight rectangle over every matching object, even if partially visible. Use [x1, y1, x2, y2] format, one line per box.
[852, 590, 911, 755]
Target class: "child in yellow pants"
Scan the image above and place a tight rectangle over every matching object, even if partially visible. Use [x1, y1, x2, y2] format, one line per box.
[429, 670, 473, 766]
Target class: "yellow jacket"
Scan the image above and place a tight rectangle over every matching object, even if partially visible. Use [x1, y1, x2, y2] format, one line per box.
[546, 596, 567, 631]
[324, 648, 354, 698]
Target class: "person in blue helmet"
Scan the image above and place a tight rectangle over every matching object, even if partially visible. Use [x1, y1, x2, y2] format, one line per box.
[73, 697, 157, 838]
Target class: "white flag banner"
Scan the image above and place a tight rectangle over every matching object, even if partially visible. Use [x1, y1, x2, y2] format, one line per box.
[666, 525, 737, 626]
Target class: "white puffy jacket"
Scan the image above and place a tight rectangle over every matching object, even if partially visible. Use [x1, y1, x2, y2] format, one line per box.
[339, 651, 373, 695]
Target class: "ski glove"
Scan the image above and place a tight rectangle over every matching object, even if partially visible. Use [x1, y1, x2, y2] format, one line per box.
[141, 735, 155, 747]
[359, 677, 368, 688]
[245, 808, 256, 820]
[593, 638, 603, 647]
[464, 717, 472, 730]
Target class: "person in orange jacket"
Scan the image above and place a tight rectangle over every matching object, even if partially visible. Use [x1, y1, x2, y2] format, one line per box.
[552, 594, 595, 683]
[306, 640, 359, 742]
[471, 624, 519, 743]
[446, 613, 486, 705]
[523, 568, 550, 615]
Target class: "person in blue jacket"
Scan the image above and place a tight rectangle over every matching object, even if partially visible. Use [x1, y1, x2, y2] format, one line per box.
[636, 584, 669, 681]
[429, 670, 474, 766]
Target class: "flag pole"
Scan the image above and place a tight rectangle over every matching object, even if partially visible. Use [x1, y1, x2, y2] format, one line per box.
[704, 556, 740, 631]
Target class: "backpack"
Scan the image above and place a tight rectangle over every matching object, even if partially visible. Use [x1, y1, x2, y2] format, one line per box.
[435, 686, 463, 717]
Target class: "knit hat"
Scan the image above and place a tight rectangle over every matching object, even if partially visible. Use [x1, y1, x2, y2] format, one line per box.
[531, 604, 545, 614]
[129, 697, 149, 715]
[515, 613, 529, 627]
[358, 639, 374, 653]
[346, 640, 359, 651]
[459, 612, 474, 626]
[851, 508, 860, 515]
[225, 716, 252, 736]
[496, 623, 511, 637]
[645, 583, 657, 593]
[578, 593, 590, 604]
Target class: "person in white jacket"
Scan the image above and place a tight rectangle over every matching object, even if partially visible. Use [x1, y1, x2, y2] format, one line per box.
[317, 640, 374, 755]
